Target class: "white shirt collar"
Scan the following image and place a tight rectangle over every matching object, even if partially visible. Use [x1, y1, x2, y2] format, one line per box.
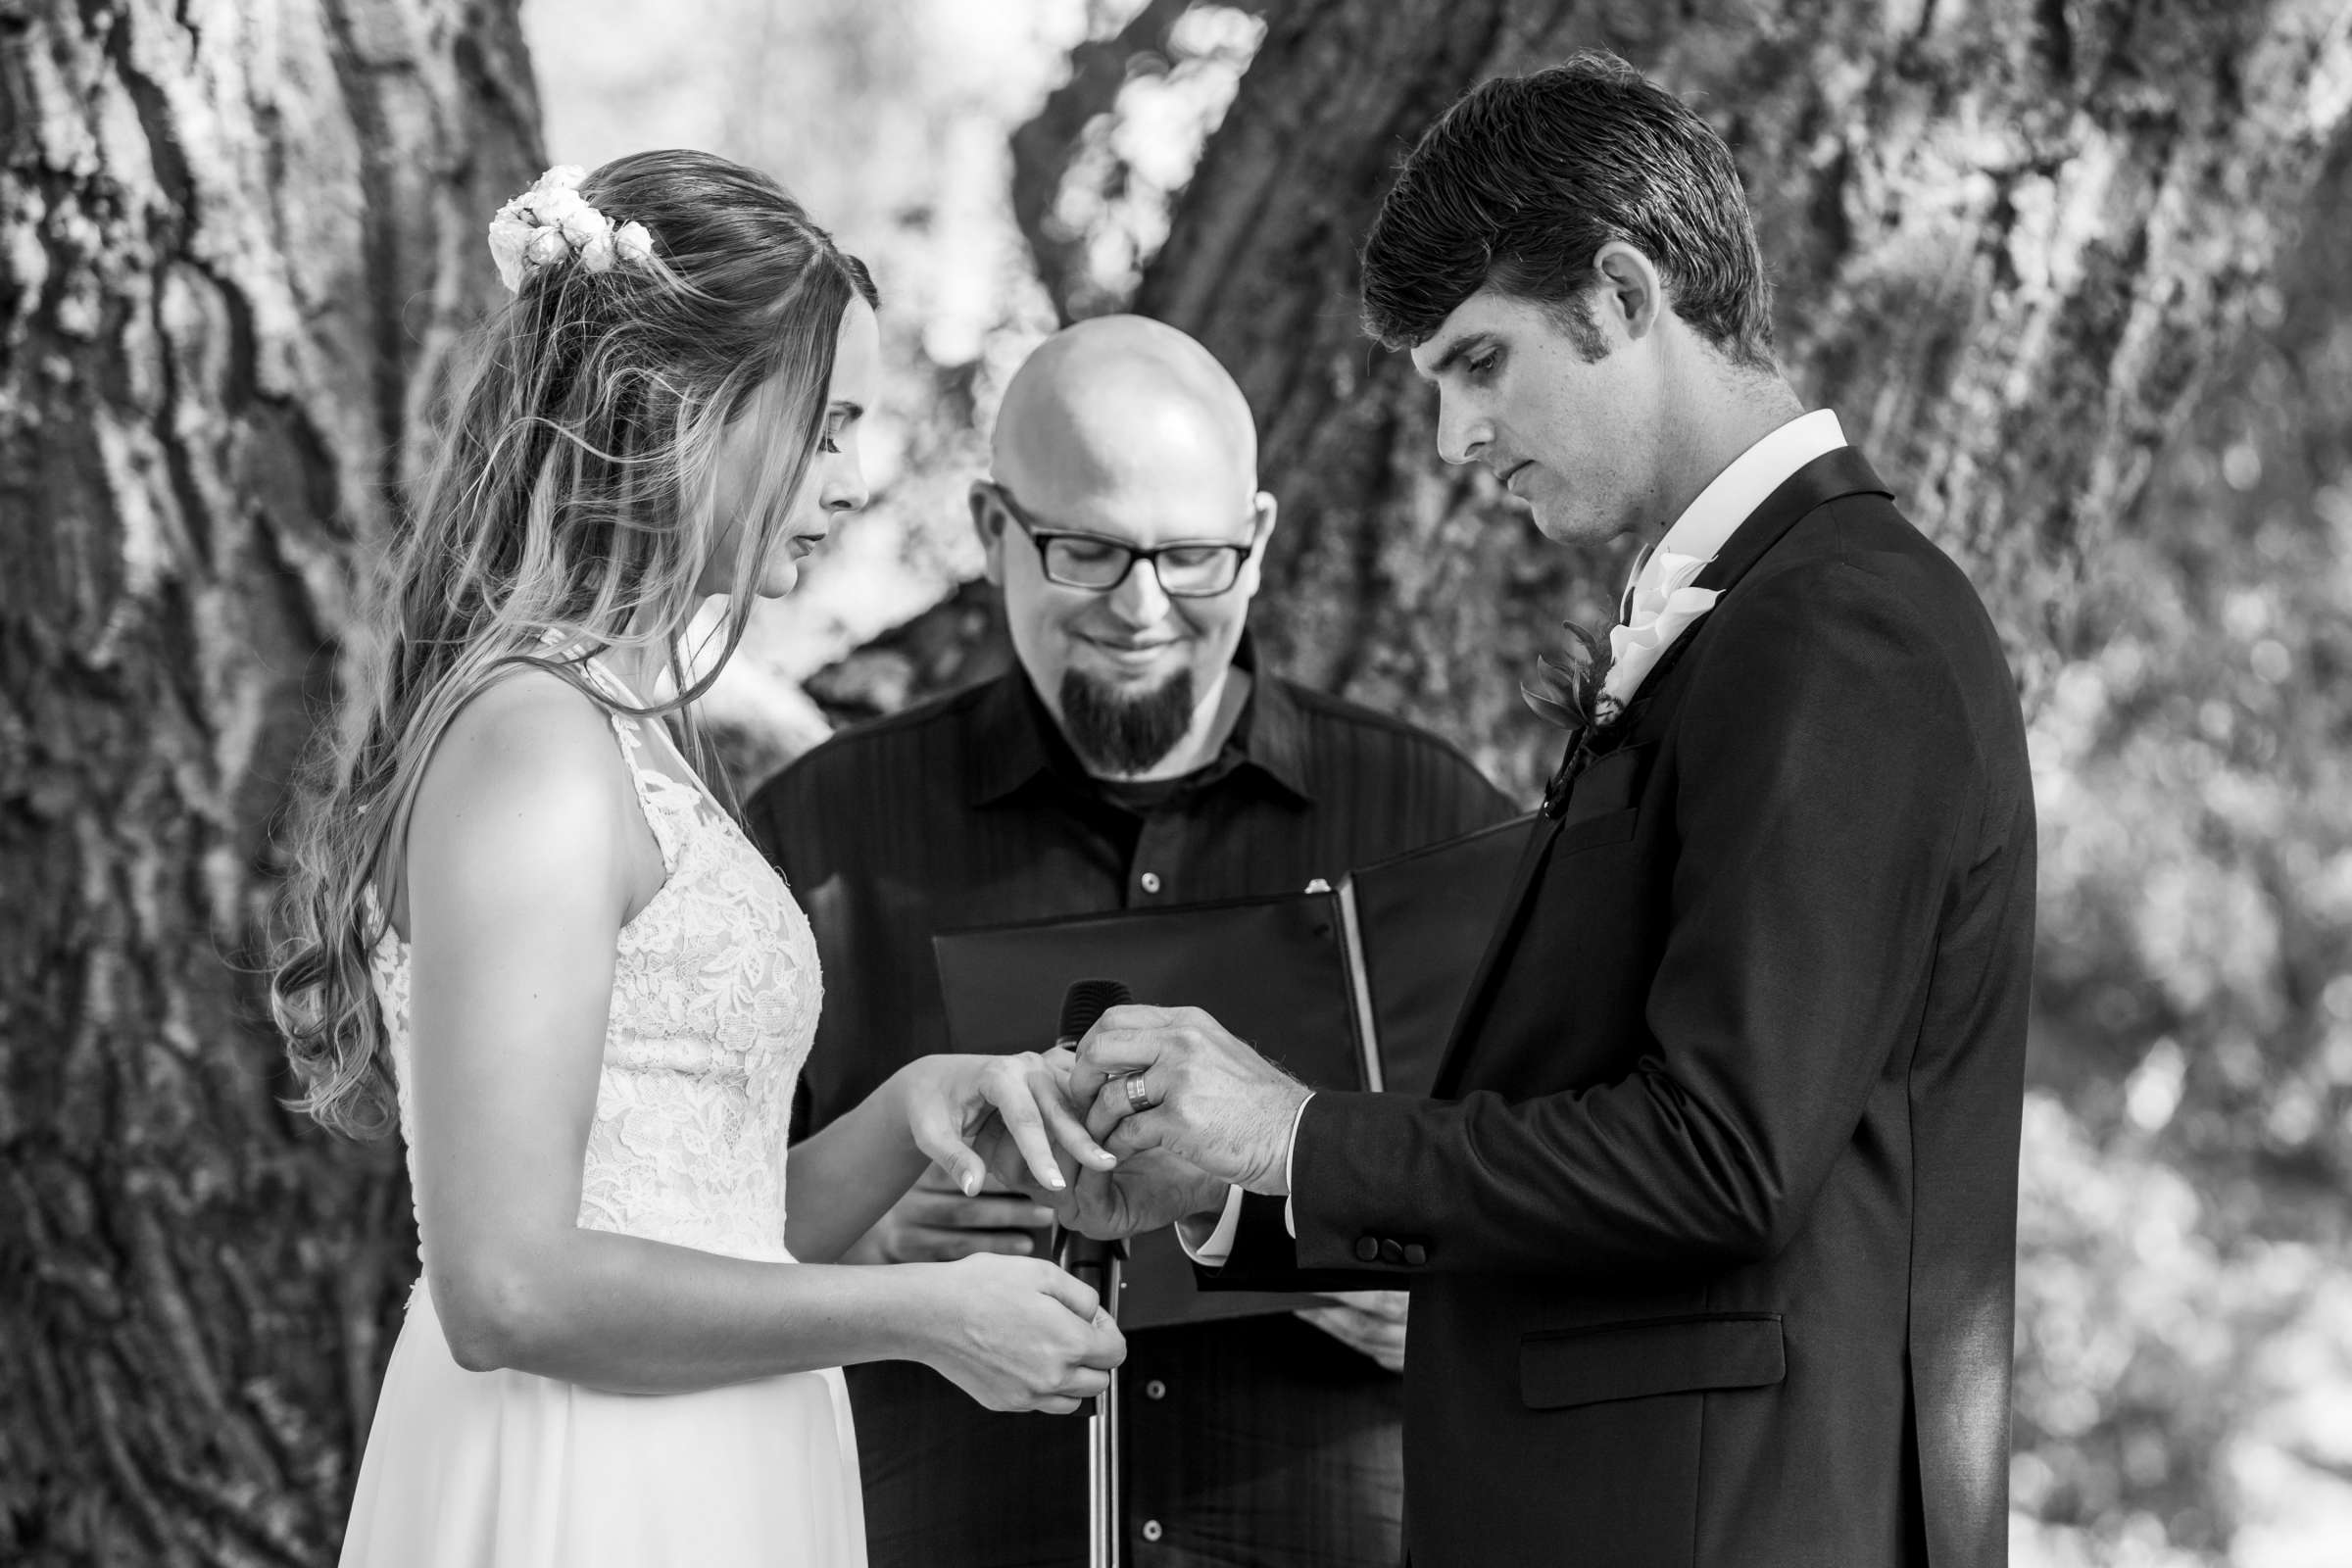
[1647, 408, 1848, 574]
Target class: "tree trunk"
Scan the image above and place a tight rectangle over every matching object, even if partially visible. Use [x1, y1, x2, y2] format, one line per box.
[0, 3, 539, 1561]
[1018, 0, 2352, 799]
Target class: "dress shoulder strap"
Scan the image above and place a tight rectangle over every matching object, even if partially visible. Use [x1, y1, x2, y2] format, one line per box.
[573, 657, 688, 875]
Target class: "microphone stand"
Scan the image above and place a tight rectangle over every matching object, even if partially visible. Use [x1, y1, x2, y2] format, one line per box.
[1054, 1225, 1125, 1568]
[1053, 976, 1132, 1568]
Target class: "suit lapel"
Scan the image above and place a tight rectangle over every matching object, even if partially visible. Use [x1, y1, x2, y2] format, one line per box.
[1693, 446, 1889, 595]
[1424, 446, 1894, 1102]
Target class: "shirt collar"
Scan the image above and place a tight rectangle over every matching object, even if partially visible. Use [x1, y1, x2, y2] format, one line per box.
[966, 633, 1312, 808]
[1646, 408, 1847, 579]
[1236, 645, 1312, 805]
[966, 665, 1057, 807]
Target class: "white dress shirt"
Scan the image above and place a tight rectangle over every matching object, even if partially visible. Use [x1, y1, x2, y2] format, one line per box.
[1181, 409, 1850, 1268]
[1599, 409, 1849, 715]
[1641, 407, 1847, 581]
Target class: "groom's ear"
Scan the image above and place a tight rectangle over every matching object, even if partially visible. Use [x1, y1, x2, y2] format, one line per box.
[1592, 241, 1665, 343]
[970, 481, 1008, 586]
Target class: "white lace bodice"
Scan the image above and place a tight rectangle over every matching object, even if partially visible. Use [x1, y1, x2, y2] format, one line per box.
[368, 662, 821, 1266]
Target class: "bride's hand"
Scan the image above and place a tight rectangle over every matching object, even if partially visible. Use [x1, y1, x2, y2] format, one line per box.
[914, 1253, 1126, 1413]
[899, 1049, 1116, 1200]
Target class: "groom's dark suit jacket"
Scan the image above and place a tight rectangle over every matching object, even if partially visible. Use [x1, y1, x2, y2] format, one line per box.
[1207, 448, 2033, 1568]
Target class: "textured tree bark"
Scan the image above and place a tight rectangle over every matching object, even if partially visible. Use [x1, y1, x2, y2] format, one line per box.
[0, 3, 539, 1561]
[1014, 0, 2352, 799]
[1008, 0, 1202, 320]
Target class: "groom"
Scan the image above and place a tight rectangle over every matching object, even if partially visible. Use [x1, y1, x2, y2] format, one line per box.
[1051, 52, 2034, 1568]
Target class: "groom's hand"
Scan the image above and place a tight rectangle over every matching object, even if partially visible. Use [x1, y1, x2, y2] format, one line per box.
[1054, 1148, 1231, 1241]
[1072, 1004, 1310, 1195]
[973, 1107, 1229, 1242]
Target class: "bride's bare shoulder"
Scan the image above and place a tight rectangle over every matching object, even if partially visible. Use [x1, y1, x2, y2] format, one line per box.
[408, 664, 638, 876]
[429, 662, 618, 776]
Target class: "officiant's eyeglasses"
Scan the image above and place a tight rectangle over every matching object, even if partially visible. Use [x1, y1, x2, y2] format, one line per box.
[982, 481, 1256, 598]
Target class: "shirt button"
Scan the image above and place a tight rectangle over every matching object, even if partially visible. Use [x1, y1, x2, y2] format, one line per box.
[1142, 1520, 1164, 1543]
[1139, 871, 1162, 894]
[1354, 1236, 1380, 1262]
[1144, 1378, 1167, 1400]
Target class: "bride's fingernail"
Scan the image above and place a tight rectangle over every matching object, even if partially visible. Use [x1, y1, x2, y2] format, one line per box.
[1046, 1171, 1066, 1190]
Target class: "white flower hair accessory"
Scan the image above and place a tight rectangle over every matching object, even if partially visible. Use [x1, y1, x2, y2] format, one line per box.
[487, 166, 657, 294]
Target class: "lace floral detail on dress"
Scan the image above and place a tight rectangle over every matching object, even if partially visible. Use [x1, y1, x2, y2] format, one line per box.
[368, 666, 822, 1268]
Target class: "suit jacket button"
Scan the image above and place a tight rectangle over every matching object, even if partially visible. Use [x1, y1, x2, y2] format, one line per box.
[1402, 1242, 1428, 1266]
[1378, 1238, 1405, 1265]
[1353, 1236, 1380, 1262]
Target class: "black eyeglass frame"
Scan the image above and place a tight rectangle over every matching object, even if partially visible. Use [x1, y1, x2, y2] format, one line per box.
[980, 480, 1262, 599]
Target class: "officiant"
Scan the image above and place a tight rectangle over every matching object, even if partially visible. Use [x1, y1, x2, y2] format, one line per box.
[748, 315, 1512, 1568]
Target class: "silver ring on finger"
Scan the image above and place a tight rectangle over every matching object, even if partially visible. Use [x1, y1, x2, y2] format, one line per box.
[1124, 1073, 1152, 1115]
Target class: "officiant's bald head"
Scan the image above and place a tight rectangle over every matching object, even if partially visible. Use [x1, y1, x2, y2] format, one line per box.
[990, 315, 1259, 506]
[974, 315, 1277, 777]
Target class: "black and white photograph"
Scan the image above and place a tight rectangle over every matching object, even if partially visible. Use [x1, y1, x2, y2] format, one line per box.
[6, 2, 2352, 1565]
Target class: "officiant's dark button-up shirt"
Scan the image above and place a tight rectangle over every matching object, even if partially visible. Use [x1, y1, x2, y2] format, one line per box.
[747, 655, 1512, 1568]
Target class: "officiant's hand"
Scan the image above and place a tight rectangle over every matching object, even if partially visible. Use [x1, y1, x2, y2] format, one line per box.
[1070, 1004, 1310, 1195]
[845, 1162, 1059, 1265]
[1297, 1291, 1409, 1374]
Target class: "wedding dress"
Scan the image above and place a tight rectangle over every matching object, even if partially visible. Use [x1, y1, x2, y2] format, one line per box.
[340, 661, 864, 1566]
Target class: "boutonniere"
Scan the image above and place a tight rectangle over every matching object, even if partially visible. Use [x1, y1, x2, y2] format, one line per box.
[1521, 619, 1606, 735]
[1600, 550, 1719, 719]
[1524, 548, 1723, 817]
[1522, 620, 1613, 816]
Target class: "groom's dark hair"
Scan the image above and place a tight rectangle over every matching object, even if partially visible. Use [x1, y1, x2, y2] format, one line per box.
[1360, 51, 1776, 371]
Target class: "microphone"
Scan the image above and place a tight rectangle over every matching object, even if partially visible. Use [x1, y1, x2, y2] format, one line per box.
[1056, 978, 1131, 1048]
[1053, 976, 1130, 1290]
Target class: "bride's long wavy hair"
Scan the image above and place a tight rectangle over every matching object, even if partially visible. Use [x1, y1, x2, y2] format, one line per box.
[270, 150, 877, 1139]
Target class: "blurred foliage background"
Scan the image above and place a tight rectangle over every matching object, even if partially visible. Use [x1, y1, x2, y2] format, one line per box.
[2004, 122, 2352, 1563]
[525, 4, 2352, 1564]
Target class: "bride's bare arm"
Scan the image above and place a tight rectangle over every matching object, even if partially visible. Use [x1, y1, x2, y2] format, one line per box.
[403, 674, 1120, 1402]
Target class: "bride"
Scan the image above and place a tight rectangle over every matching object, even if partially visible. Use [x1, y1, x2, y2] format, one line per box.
[270, 151, 1121, 1567]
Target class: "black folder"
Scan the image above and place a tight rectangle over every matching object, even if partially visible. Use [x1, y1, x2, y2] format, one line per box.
[931, 813, 1537, 1330]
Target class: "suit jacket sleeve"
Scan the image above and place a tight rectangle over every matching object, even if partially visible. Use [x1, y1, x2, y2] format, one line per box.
[1227, 556, 1984, 1282]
